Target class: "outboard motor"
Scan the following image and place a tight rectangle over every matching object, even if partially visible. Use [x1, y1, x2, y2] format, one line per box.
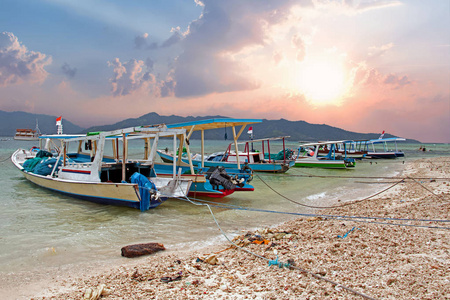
[206, 166, 236, 191]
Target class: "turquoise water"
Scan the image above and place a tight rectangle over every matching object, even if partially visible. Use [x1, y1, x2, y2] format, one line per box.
[0, 138, 449, 277]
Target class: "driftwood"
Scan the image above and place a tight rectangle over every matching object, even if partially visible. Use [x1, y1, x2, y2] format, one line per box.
[121, 243, 165, 258]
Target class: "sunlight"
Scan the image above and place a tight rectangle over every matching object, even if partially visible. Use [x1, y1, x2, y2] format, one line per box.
[296, 58, 347, 105]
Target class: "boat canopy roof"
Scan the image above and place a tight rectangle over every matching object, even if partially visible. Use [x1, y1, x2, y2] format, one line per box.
[39, 125, 186, 142]
[369, 137, 406, 143]
[166, 118, 262, 131]
[299, 140, 354, 147]
[39, 134, 85, 140]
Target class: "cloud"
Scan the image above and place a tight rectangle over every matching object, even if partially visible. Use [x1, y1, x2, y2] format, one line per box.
[61, 62, 77, 78]
[134, 33, 149, 49]
[356, 0, 403, 12]
[383, 74, 411, 88]
[0, 31, 51, 86]
[368, 42, 394, 57]
[292, 34, 306, 62]
[349, 62, 411, 90]
[107, 58, 156, 96]
[338, 0, 403, 13]
[161, 28, 183, 48]
[134, 29, 182, 51]
[134, 33, 157, 50]
[165, 0, 311, 97]
[113, 1, 313, 98]
[145, 58, 154, 72]
[273, 51, 284, 65]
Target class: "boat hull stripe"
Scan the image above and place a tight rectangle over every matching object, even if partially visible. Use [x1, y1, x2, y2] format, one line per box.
[61, 169, 91, 174]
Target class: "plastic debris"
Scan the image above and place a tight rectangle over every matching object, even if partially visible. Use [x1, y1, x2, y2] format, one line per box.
[337, 227, 360, 239]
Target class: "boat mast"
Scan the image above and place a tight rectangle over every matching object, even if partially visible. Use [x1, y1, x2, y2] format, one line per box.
[35, 119, 41, 137]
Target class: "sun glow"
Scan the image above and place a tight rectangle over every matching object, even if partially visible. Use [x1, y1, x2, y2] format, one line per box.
[296, 58, 347, 105]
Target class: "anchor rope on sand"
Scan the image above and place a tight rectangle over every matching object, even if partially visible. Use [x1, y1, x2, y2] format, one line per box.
[256, 174, 406, 209]
[276, 167, 450, 181]
[156, 189, 449, 229]
[0, 155, 12, 163]
[407, 175, 447, 201]
[180, 194, 379, 300]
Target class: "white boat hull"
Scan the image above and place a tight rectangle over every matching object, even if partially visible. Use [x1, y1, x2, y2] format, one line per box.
[21, 171, 144, 208]
[14, 136, 40, 141]
[12, 147, 191, 210]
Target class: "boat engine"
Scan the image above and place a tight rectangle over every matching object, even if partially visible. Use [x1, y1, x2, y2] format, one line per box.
[206, 166, 236, 191]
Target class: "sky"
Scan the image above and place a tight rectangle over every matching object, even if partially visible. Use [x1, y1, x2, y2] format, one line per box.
[0, 0, 449, 143]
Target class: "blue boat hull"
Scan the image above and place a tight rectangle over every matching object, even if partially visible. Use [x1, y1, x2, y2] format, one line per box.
[158, 151, 293, 173]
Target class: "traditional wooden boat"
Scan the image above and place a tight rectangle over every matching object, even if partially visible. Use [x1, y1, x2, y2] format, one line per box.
[364, 137, 406, 159]
[158, 118, 295, 173]
[11, 125, 193, 211]
[294, 141, 356, 169]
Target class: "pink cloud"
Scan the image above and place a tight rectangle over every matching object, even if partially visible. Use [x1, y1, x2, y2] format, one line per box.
[291, 34, 306, 62]
[107, 58, 157, 96]
[350, 62, 412, 90]
[0, 32, 51, 86]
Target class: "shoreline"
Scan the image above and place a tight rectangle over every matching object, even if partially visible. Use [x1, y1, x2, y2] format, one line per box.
[3, 157, 450, 299]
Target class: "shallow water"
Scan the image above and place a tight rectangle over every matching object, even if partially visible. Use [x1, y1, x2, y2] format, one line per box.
[0, 138, 448, 276]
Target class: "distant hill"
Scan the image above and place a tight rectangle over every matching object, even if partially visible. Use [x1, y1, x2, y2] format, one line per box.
[0, 110, 419, 142]
[85, 112, 419, 142]
[0, 111, 85, 136]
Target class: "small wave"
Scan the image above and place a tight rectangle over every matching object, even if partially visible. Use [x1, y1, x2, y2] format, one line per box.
[306, 192, 327, 201]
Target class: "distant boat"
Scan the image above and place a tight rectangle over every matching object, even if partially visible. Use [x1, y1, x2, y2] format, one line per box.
[11, 125, 193, 211]
[318, 140, 368, 159]
[14, 119, 41, 141]
[294, 140, 356, 169]
[364, 137, 406, 159]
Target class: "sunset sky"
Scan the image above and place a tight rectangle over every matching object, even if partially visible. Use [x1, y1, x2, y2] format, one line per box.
[0, 0, 449, 142]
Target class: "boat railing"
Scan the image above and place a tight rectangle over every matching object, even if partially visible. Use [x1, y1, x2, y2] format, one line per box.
[64, 162, 94, 169]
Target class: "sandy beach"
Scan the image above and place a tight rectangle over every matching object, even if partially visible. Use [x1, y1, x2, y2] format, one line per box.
[5, 157, 450, 299]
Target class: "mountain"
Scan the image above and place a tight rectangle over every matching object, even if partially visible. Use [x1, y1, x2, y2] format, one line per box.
[85, 112, 419, 142]
[0, 111, 85, 136]
[0, 110, 419, 142]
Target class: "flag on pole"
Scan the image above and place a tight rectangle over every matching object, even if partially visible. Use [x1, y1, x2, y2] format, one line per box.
[56, 116, 62, 125]
[379, 130, 385, 139]
[247, 126, 253, 134]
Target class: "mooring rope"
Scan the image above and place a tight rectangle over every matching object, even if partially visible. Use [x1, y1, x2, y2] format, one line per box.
[407, 176, 447, 201]
[0, 155, 12, 163]
[172, 196, 450, 230]
[280, 167, 450, 181]
[256, 174, 406, 209]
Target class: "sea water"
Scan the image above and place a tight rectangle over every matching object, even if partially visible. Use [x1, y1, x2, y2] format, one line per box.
[0, 138, 448, 282]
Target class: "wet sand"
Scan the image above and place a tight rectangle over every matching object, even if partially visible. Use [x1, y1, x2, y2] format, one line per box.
[5, 157, 450, 299]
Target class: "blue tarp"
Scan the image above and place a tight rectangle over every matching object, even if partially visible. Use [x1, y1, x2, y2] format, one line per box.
[264, 149, 295, 161]
[32, 158, 62, 176]
[23, 157, 62, 175]
[23, 157, 42, 172]
[130, 172, 157, 211]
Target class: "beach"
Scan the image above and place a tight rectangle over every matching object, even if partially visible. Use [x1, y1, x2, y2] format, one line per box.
[5, 157, 450, 299]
